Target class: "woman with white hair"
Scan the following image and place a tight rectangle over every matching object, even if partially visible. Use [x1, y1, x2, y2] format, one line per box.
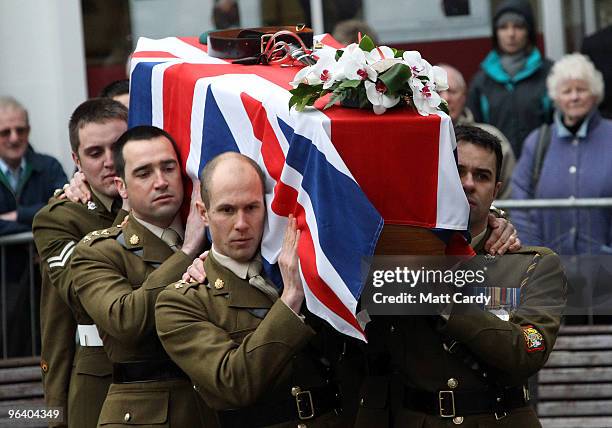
[511, 52, 612, 256]
[511, 53, 612, 323]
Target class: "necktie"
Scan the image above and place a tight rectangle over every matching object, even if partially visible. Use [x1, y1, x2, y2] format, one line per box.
[8, 167, 21, 192]
[161, 228, 182, 251]
[247, 258, 279, 302]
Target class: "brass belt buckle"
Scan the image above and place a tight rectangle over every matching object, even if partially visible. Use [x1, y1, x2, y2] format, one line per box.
[438, 390, 455, 418]
[293, 388, 315, 420]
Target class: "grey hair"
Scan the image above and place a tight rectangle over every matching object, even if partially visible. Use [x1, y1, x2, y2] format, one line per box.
[0, 96, 29, 125]
[547, 53, 605, 104]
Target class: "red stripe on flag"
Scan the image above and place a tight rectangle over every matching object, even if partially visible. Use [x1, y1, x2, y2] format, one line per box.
[177, 37, 209, 53]
[241, 94, 364, 337]
[133, 51, 178, 58]
[240, 93, 286, 182]
[325, 106, 441, 227]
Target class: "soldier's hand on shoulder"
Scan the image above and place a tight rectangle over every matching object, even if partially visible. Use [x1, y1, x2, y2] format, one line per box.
[485, 214, 521, 255]
[182, 181, 207, 258]
[182, 251, 209, 283]
[279, 215, 304, 313]
[61, 171, 92, 204]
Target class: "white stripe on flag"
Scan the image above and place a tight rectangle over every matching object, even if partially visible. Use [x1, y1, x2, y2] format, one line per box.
[435, 112, 470, 230]
[151, 62, 180, 129]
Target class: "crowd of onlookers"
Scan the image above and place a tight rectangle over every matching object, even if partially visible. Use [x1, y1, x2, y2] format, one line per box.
[1, 0, 611, 357]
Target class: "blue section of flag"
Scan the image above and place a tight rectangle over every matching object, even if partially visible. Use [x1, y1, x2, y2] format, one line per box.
[198, 86, 240, 178]
[128, 62, 161, 128]
[277, 118, 384, 299]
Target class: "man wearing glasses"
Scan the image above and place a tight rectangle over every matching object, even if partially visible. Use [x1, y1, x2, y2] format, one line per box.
[0, 96, 66, 358]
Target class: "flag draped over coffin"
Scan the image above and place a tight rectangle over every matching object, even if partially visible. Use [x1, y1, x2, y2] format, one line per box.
[128, 35, 471, 341]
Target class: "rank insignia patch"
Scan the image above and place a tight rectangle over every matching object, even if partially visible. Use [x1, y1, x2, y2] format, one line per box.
[522, 325, 545, 353]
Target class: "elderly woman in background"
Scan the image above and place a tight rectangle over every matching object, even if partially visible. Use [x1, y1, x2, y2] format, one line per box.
[511, 53, 612, 255]
[511, 53, 612, 320]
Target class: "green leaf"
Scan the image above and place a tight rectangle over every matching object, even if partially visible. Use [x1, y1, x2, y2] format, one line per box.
[392, 48, 405, 58]
[338, 79, 362, 89]
[439, 99, 449, 115]
[289, 83, 323, 98]
[324, 91, 347, 110]
[379, 63, 412, 94]
[335, 50, 344, 61]
[358, 35, 375, 52]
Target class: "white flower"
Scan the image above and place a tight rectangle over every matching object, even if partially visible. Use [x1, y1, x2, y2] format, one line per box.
[290, 49, 338, 89]
[332, 43, 379, 83]
[410, 77, 443, 116]
[365, 46, 403, 74]
[365, 80, 400, 115]
[431, 65, 449, 91]
[366, 46, 395, 64]
[402, 50, 430, 77]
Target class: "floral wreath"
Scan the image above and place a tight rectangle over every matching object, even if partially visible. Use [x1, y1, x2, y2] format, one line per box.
[289, 35, 449, 116]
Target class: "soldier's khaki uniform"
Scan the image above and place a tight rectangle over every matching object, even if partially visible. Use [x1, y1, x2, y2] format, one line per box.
[355, 233, 567, 427]
[70, 214, 207, 427]
[33, 192, 123, 428]
[156, 252, 352, 427]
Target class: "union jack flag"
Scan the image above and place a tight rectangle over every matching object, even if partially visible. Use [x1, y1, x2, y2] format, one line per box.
[128, 35, 470, 340]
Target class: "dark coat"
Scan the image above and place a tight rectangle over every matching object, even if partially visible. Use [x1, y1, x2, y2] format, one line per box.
[0, 147, 67, 235]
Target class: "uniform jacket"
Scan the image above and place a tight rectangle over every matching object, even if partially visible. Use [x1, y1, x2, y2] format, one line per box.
[71, 214, 204, 427]
[0, 147, 67, 236]
[156, 252, 352, 427]
[33, 192, 123, 428]
[467, 49, 552, 158]
[356, 235, 567, 427]
[511, 110, 612, 255]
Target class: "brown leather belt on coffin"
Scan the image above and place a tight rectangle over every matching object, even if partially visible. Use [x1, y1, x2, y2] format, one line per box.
[207, 26, 314, 59]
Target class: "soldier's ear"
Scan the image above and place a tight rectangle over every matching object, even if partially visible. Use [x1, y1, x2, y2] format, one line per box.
[114, 176, 128, 200]
[71, 152, 81, 170]
[195, 200, 209, 226]
[493, 181, 502, 200]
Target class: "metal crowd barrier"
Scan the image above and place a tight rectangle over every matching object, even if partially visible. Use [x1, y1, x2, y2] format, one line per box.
[494, 197, 612, 324]
[0, 231, 38, 359]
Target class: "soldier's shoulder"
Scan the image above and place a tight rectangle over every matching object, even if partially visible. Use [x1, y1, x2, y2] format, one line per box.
[164, 278, 205, 296]
[79, 225, 123, 247]
[511, 246, 557, 258]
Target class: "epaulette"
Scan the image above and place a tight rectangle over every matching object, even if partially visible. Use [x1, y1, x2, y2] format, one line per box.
[168, 278, 201, 295]
[511, 245, 556, 257]
[81, 226, 122, 246]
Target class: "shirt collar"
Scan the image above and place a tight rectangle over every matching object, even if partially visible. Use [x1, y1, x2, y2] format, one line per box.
[554, 109, 594, 139]
[90, 187, 115, 212]
[131, 214, 184, 241]
[0, 157, 26, 177]
[471, 227, 488, 250]
[211, 244, 251, 279]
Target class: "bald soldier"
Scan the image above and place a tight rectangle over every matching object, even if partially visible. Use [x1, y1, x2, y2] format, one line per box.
[156, 152, 352, 427]
[70, 126, 208, 427]
[355, 125, 567, 427]
[33, 98, 128, 427]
